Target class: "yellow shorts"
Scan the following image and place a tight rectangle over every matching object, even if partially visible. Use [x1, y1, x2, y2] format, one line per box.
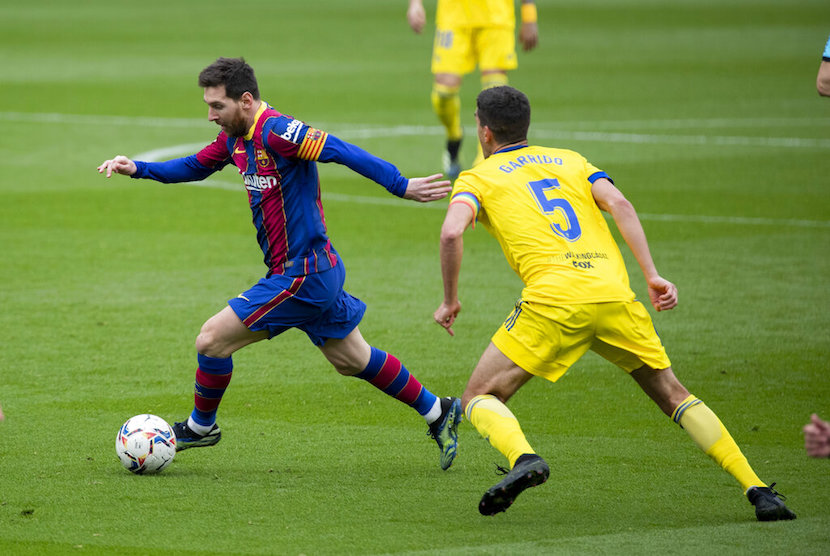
[492, 300, 672, 383]
[431, 27, 517, 75]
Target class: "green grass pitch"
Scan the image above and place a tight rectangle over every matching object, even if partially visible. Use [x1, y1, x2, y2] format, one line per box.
[1, 0, 829, 553]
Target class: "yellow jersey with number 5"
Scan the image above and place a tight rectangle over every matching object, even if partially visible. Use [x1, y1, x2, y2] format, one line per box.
[450, 145, 636, 305]
[436, 0, 516, 29]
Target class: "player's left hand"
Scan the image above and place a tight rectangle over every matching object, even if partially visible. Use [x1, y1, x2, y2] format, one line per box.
[647, 276, 678, 312]
[520, 22, 538, 51]
[404, 174, 452, 203]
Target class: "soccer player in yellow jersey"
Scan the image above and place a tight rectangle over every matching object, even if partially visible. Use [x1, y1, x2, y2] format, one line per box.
[407, 0, 539, 180]
[434, 86, 797, 521]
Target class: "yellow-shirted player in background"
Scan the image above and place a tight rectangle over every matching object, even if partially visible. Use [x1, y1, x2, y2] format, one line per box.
[407, 0, 539, 180]
[433, 85, 797, 521]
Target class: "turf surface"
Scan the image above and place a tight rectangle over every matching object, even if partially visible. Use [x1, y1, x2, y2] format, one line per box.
[1, 0, 829, 553]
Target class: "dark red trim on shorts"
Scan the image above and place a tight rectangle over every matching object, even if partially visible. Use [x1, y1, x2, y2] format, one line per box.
[242, 276, 306, 328]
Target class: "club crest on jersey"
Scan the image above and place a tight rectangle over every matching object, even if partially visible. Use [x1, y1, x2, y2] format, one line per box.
[255, 148, 272, 169]
[243, 173, 278, 192]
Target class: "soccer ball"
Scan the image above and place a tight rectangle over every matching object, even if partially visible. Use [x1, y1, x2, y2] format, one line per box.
[115, 414, 176, 474]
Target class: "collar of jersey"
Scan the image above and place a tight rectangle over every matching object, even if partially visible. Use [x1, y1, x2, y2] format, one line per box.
[493, 144, 528, 155]
[243, 101, 269, 141]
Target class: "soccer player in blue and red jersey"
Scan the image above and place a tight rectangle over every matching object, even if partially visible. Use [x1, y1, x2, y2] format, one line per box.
[98, 57, 462, 471]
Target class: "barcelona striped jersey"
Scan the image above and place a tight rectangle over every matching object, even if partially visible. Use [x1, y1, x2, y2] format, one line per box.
[131, 101, 409, 277]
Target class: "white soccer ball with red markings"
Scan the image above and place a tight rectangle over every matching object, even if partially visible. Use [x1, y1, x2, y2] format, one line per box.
[115, 414, 176, 474]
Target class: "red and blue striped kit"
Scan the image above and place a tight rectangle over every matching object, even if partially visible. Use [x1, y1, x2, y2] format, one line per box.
[132, 100, 409, 278]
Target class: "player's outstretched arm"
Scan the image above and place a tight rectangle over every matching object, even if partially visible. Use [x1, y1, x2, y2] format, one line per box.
[407, 0, 426, 33]
[592, 177, 677, 312]
[404, 174, 452, 203]
[97, 155, 137, 178]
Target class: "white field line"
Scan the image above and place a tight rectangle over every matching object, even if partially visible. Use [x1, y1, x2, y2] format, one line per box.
[4, 108, 821, 229]
[5, 110, 830, 148]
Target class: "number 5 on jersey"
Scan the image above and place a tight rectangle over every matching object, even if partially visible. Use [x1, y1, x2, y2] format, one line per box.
[527, 179, 582, 242]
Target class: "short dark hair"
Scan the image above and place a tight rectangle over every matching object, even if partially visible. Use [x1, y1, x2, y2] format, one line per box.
[476, 86, 531, 144]
[198, 57, 260, 100]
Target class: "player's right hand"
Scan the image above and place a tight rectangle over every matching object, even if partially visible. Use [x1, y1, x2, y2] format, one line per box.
[97, 155, 137, 178]
[404, 174, 452, 203]
[520, 22, 539, 51]
[434, 301, 461, 336]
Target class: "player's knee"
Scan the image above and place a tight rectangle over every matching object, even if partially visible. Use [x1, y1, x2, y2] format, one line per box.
[461, 388, 506, 414]
[435, 73, 462, 88]
[195, 322, 226, 358]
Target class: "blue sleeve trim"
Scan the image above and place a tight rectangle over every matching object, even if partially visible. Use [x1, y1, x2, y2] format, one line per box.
[317, 135, 408, 197]
[132, 155, 215, 183]
[588, 171, 613, 184]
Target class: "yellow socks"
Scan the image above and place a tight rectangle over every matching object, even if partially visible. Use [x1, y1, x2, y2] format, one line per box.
[467, 391, 765, 491]
[672, 395, 765, 492]
[433, 74, 508, 166]
[466, 394, 535, 468]
[480, 72, 508, 90]
[431, 83, 463, 141]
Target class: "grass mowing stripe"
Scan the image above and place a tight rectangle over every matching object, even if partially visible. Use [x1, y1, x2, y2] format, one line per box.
[532, 129, 830, 149]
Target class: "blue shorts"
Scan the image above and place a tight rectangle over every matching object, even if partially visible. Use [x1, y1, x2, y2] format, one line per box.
[227, 259, 366, 346]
